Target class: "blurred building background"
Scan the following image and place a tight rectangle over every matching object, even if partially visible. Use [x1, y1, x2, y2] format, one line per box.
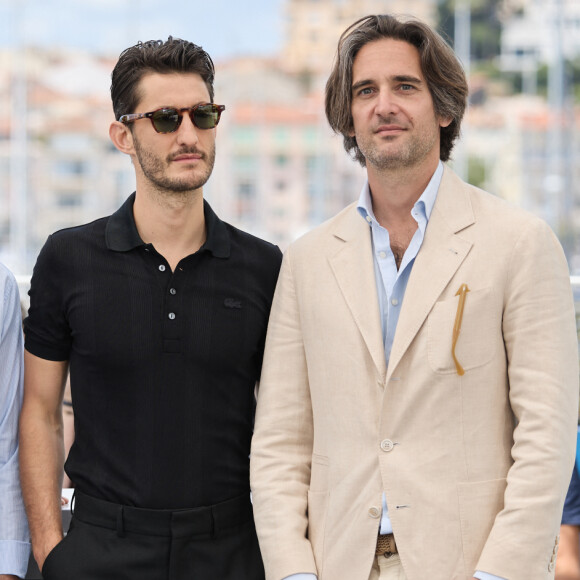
[1, 0, 579, 282]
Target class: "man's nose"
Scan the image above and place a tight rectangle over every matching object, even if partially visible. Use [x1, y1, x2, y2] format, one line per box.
[176, 112, 200, 146]
[374, 89, 400, 117]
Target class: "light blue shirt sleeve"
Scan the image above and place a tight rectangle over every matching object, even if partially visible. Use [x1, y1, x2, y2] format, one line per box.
[0, 264, 30, 577]
[474, 572, 507, 580]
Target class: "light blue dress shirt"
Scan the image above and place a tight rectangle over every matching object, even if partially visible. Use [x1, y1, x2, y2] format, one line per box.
[0, 262, 30, 577]
[358, 162, 442, 537]
[283, 163, 503, 580]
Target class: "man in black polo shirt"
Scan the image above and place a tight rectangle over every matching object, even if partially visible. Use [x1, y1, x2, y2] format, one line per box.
[19, 38, 281, 580]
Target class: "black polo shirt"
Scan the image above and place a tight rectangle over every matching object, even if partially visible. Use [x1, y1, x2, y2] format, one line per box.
[24, 194, 282, 509]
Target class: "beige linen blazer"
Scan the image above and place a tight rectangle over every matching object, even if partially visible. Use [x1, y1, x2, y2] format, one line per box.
[250, 166, 579, 580]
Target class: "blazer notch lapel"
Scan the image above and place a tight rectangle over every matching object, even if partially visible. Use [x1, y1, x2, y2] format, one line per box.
[386, 170, 476, 379]
[329, 211, 387, 379]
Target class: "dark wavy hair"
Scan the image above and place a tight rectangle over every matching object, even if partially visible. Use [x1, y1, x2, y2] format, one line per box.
[325, 14, 468, 165]
[111, 37, 215, 121]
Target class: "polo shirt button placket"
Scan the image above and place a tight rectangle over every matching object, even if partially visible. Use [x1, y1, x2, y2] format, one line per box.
[167, 279, 176, 321]
[166, 268, 181, 324]
[158, 262, 177, 322]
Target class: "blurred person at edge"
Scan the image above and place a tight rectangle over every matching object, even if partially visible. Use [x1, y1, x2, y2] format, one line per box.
[250, 13, 579, 580]
[556, 429, 580, 580]
[19, 37, 281, 580]
[0, 262, 30, 580]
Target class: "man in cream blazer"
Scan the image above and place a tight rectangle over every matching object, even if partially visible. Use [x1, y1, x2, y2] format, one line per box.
[250, 14, 579, 580]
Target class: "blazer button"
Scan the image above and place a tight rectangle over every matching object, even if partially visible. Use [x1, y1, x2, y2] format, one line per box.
[368, 507, 380, 518]
[380, 439, 394, 452]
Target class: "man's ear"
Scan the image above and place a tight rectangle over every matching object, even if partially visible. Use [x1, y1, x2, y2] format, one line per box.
[109, 121, 135, 155]
[439, 116, 453, 129]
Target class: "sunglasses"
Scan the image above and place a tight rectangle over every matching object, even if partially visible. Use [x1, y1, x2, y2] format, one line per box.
[119, 103, 226, 133]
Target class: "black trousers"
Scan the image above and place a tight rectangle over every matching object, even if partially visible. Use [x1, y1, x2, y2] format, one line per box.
[41, 491, 265, 580]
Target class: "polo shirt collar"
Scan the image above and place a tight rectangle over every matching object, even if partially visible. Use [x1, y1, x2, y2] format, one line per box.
[202, 199, 230, 258]
[106, 192, 231, 258]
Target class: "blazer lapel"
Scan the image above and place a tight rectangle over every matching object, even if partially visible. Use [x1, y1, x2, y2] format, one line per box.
[328, 205, 387, 379]
[387, 167, 475, 379]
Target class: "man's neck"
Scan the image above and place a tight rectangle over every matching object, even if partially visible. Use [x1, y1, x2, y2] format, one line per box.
[132, 186, 207, 271]
[367, 160, 439, 230]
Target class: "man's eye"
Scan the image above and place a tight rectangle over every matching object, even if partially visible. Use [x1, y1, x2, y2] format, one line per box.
[400, 84, 415, 91]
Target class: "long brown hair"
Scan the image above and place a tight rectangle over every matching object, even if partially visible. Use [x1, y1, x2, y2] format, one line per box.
[325, 14, 468, 165]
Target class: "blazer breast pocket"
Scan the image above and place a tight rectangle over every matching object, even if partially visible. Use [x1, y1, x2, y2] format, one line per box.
[427, 287, 500, 374]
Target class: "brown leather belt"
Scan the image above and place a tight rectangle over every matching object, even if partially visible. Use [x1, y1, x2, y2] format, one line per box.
[376, 533, 398, 557]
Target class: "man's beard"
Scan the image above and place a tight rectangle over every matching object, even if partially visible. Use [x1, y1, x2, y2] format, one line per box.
[356, 116, 439, 171]
[134, 138, 216, 194]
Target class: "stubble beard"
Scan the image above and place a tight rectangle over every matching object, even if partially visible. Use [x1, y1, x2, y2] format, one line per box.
[357, 119, 439, 172]
[134, 138, 216, 196]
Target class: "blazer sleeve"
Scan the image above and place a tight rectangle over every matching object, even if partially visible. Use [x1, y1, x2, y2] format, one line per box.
[251, 247, 319, 580]
[0, 267, 31, 577]
[476, 217, 579, 579]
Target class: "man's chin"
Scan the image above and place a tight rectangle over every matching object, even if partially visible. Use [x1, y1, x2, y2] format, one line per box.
[153, 173, 212, 194]
[162, 181, 209, 194]
[366, 153, 408, 171]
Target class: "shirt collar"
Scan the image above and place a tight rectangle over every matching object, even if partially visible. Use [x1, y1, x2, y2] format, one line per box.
[105, 193, 231, 258]
[357, 160, 444, 227]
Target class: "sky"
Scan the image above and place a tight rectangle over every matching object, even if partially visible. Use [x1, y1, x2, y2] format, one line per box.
[0, 0, 285, 61]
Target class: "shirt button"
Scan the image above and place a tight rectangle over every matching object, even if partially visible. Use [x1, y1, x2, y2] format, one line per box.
[379, 251, 387, 259]
[380, 439, 394, 452]
[159, 265, 166, 272]
[168, 312, 176, 320]
[170, 288, 177, 295]
[366, 216, 372, 223]
[391, 298, 399, 306]
[368, 507, 380, 518]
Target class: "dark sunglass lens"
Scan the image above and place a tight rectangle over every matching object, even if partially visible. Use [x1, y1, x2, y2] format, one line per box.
[152, 108, 180, 133]
[193, 105, 218, 129]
